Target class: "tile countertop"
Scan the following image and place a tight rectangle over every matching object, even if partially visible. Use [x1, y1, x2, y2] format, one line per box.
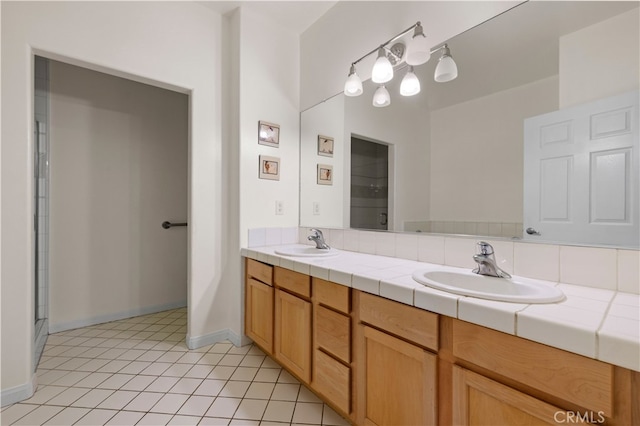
[241, 244, 640, 373]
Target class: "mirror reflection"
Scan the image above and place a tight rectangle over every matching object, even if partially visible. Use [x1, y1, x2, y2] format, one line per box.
[300, 1, 639, 248]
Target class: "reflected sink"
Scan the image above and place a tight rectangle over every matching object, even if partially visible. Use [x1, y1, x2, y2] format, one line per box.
[274, 246, 340, 258]
[412, 268, 564, 304]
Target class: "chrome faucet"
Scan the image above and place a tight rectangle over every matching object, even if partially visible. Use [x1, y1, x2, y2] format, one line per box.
[308, 228, 330, 250]
[472, 242, 511, 278]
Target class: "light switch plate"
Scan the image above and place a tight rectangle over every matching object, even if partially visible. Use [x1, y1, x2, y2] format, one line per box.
[276, 200, 284, 215]
[313, 202, 320, 215]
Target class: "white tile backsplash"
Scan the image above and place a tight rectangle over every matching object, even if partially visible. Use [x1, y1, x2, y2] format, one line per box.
[418, 235, 445, 264]
[281, 227, 298, 245]
[617, 249, 640, 293]
[513, 243, 559, 282]
[560, 246, 617, 290]
[444, 237, 477, 269]
[265, 228, 282, 246]
[247, 228, 266, 248]
[342, 230, 359, 252]
[358, 231, 376, 255]
[375, 232, 395, 257]
[278, 227, 640, 294]
[328, 229, 344, 249]
[395, 234, 418, 261]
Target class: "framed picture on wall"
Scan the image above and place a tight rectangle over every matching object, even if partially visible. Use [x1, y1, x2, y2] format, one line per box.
[258, 121, 280, 147]
[317, 135, 334, 157]
[259, 155, 280, 180]
[317, 164, 333, 185]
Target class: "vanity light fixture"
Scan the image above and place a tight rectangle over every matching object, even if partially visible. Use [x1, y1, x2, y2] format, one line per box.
[344, 64, 363, 96]
[343, 21, 459, 106]
[406, 22, 431, 66]
[373, 85, 391, 107]
[434, 44, 458, 83]
[400, 66, 420, 96]
[372, 47, 394, 83]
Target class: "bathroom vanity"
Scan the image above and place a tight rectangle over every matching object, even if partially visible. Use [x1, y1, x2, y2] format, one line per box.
[243, 253, 640, 425]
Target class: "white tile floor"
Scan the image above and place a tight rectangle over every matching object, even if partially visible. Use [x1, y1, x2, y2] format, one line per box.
[1, 308, 350, 426]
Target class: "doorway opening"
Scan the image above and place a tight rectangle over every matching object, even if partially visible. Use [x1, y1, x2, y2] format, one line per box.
[33, 55, 189, 369]
[350, 136, 390, 230]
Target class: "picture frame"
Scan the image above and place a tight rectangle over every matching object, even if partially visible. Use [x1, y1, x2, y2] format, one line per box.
[259, 155, 280, 180]
[317, 135, 334, 157]
[258, 121, 280, 147]
[317, 164, 333, 185]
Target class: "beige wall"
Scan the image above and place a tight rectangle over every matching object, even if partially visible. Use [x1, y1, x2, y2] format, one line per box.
[559, 8, 640, 108]
[430, 76, 558, 223]
[49, 61, 188, 331]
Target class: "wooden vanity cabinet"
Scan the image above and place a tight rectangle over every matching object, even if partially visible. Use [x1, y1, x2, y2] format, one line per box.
[245, 258, 640, 426]
[312, 278, 352, 417]
[354, 290, 439, 426]
[273, 267, 312, 383]
[245, 259, 274, 354]
[447, 318, 639, 426]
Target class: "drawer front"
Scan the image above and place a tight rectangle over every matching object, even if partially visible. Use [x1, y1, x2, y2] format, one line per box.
[274, 267, 311, 298]
[314, 278, 350, 314]
[246, 258, 273, 286]
[357, 291, 438, 351]
[452, 319, 614, 416]
[313, 349, 350, 414]
[315, 305, 350, 363]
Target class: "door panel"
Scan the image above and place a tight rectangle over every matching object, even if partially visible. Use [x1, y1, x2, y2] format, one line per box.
[524, 91, 639, 247]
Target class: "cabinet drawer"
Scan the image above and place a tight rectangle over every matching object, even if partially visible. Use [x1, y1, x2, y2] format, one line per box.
[314, 278, 350, 314]
[452, 319, 614, 416]
[315, 305, 350, 363]
[274, 267, 311, 298]
[246, 258, 273, 286]
[313, 349, 350, 414]
[357, 291, 438, 351]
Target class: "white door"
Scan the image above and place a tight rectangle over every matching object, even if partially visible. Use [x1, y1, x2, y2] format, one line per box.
[524, 91, 639, 248]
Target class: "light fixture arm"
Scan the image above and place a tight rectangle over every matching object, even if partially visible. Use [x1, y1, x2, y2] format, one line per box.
[350, 21, 422, 67]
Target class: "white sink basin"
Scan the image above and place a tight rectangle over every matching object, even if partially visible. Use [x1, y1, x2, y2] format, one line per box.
[412, 268, 564, 304]
[274, 246, 340, 258]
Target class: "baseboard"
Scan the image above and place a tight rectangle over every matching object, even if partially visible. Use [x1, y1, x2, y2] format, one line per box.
[49, 300, 187, 333]
[187, 328, 253, 350]
[1, 374, 36, 407]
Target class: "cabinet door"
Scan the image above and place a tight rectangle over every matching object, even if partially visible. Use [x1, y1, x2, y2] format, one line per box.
[275, 289, 312, 383]
[453, 366, 573, 425]
[358, 325, 437, 426]
[245, 278, 274, 354]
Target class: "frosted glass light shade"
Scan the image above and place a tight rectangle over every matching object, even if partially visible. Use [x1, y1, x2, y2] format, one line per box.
[371, 48, 393, 84]
[344, 67, 363, 96]
[406, 34, 430, 66]
[434, 55, 458, 82]
[373, 85, 391, 107]
[400, 67, 420, 96]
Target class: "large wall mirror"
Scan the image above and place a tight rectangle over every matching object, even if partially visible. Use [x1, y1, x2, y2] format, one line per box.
[300, 1, 639, 248]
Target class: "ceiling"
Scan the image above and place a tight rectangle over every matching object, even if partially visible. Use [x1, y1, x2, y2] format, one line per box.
[198, 1, 338, 35]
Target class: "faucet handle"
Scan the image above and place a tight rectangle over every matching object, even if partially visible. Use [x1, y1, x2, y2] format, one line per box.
[476, 241, 494, 255]
[309, 228, 323, 238]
